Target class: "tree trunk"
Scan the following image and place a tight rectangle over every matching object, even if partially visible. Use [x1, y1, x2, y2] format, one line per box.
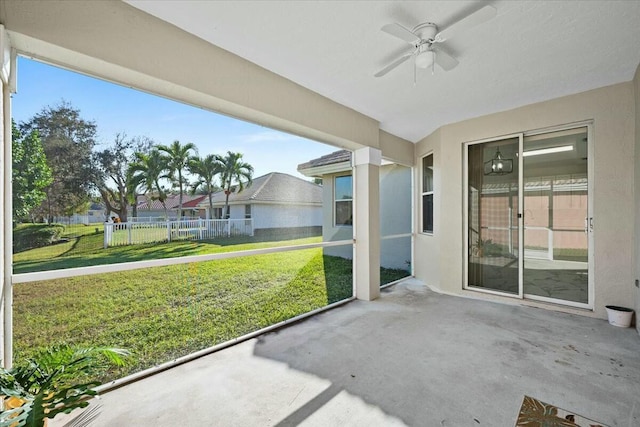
[177, 171, 183, 219]
[224, 192, 230, 219]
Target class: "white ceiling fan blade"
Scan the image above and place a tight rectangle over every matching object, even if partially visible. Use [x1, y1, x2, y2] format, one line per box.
[435, 5, 497, 42]
[433, 47, 459, 71]
[381, 23, 421, 44]
[374, 53, 413, 77]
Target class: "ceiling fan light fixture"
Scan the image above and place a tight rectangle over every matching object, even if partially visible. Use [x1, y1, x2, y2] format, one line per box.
[374, 5, 497, 78]
[415, 50, 435, 69]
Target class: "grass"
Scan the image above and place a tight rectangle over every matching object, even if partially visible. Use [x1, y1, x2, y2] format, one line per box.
[13, 224, 410, 383]
[12, 224, 323, 274]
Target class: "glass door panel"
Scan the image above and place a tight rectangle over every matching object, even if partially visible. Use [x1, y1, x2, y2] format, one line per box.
[467, 137, 520, 295]
[523, 128, 589, 304]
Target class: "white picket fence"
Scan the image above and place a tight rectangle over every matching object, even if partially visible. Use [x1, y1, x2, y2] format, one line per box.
[104, 218, 253, 248]
[128, 216, 201, 222]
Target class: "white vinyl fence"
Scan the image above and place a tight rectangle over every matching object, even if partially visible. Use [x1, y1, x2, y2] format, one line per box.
[104, 218, 253, 248]
[52, 214, 105, 225]
[128, 216, 201, 222]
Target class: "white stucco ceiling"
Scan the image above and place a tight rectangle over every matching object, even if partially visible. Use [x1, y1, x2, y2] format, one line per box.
[125, 0, 640, 143]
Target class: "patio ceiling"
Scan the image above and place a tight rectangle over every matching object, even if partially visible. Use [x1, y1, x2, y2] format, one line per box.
[125, 1, 640, 143]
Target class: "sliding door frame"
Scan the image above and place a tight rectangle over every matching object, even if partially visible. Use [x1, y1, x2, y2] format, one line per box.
[463, 122, 593, 309]
[521, 122, 594, 310]
[462, 133, 524, 298]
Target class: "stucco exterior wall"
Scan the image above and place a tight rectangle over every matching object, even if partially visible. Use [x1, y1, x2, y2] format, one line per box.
[322, 165, 411, 270]
[413, 129, 441, 287]
[228, 205, 247, 221]
[322, 173, 354, 260]
[416, 82, 636, 320]
[252, 204, 322, 230]
[380, 130, 414, 168]
[380, 164, 412, 270]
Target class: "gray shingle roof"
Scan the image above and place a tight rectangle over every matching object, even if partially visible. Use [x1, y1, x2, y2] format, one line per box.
[137, 194, 207, 210]
[205, 172, 322, 205]
[297, 150, 351, 171]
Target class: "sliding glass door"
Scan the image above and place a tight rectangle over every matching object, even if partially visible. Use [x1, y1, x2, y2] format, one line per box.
[465, 126, 592, 308]
[522, 128, 590, 305]
[466, 136, 522, 296]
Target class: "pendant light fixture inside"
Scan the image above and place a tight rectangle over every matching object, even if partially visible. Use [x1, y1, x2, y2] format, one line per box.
[484, 148, 513, 175]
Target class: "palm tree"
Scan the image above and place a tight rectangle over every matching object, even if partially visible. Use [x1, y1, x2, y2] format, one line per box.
[189, 154, 223, 219]
[158, 140, 197, 219]
[219, 151, 254, 219]
[128, 149, 169, 218]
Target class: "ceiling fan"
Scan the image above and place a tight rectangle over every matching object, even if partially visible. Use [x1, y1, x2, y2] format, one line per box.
[374, 5, 497, 78]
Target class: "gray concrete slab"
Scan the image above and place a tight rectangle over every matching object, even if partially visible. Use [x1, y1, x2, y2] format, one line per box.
[52, 280, 640, 427]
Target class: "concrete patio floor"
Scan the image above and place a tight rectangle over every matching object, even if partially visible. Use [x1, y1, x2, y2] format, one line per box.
[55, 279, 640, 426]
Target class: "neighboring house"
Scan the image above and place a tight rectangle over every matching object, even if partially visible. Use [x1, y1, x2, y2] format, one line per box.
[135, 194, 208, 220]
[298, 150, 412, 271]
[198, 172, 323, 236]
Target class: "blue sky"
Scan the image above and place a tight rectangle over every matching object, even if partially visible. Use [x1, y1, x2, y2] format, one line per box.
[12, 57, 336, 179]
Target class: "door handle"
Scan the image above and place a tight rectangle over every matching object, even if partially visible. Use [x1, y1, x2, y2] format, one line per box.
[585, 217, 593, 233]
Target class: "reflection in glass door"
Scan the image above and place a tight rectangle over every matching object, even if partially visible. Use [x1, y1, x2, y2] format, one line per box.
[523, 128, 589, 305]
[466, 137, 521, 295]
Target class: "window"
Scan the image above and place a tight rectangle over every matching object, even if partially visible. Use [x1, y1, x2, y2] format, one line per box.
[422, 154, 434, 233]
[245, 204, 252, 219]
[334, 175, 353, 226]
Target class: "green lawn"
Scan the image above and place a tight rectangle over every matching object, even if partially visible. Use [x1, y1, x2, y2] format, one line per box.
[12, 225, 323, 274]
[13, 224, 409, 383]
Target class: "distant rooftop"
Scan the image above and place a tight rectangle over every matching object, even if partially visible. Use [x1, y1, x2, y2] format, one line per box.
[137, 194, 207, 210]
[203, 172, 322, 205]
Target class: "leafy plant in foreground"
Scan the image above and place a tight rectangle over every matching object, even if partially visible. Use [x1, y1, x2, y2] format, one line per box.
[0, 345, 129, 427]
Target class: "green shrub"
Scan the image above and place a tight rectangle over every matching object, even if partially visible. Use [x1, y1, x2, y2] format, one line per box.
[13, 223, 65, 253]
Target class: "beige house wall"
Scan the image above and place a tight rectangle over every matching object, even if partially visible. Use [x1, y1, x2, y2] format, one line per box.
[416, 82, 636, 320]
[413, 128, 441, 288]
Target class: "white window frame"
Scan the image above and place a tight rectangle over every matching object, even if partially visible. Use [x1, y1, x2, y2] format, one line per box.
[421, 153, 434, 235]
[334, 174, 353, 227]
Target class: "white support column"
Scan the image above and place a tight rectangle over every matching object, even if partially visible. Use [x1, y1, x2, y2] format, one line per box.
[0, 25, 15, 368]
[353, 147, 381, 301]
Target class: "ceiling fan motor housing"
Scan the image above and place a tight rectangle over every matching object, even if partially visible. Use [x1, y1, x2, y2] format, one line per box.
[412, 22, 438, 44]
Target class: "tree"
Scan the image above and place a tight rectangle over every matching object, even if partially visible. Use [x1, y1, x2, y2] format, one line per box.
[218, 151, 254, 219]
[93, 134, 152, 222]
[189, 154, 223, 219]
[157, 140, 197, 219]
[128, 149, 169, 218]
[11, 121, 53, 222]
[20, 101, 97, 223]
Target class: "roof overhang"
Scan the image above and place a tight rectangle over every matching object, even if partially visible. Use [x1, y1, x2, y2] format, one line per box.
[297, 160, 352, 178]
